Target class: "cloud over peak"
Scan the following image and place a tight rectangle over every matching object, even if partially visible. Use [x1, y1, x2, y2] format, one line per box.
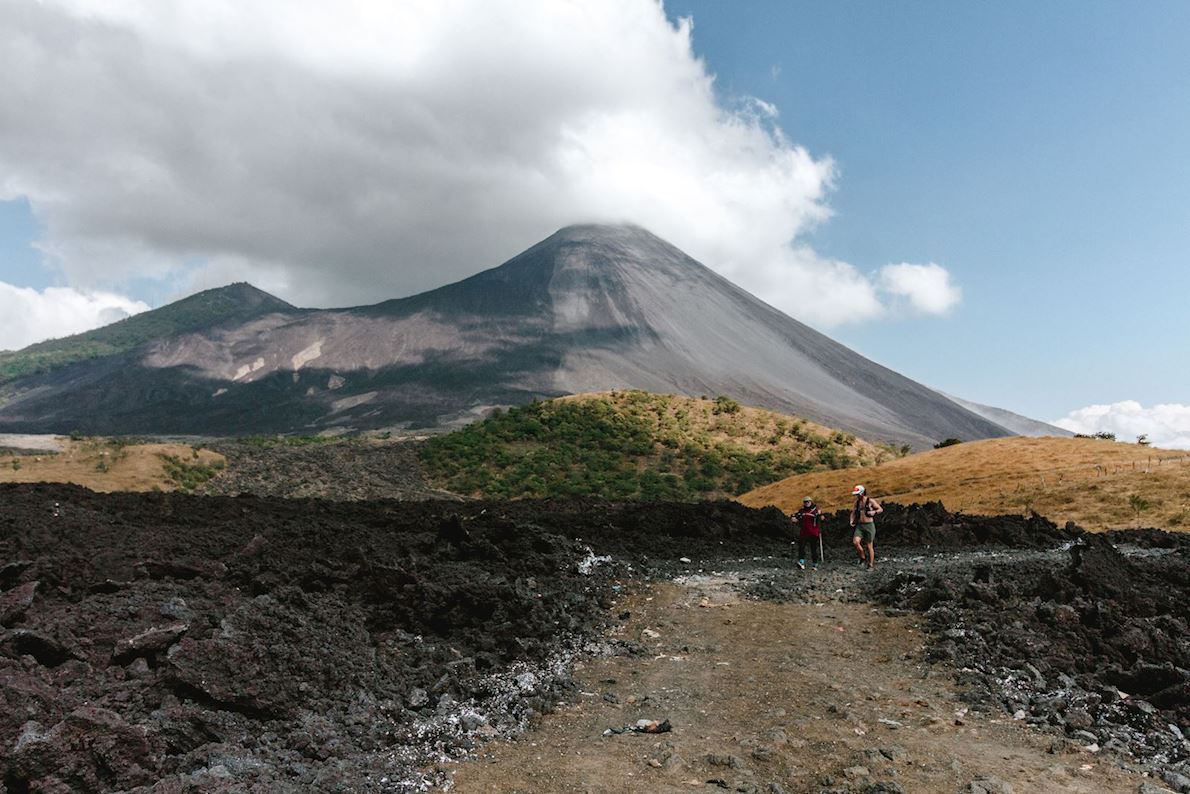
[0, 0, 960, 340]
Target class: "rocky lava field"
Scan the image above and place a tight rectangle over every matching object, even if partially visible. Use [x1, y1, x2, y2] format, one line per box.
[0, 485, 1187, 792]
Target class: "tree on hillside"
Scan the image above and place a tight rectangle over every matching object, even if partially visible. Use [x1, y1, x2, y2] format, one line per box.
[1128, 493, 1151, 528]
[934, 437, 962, 449]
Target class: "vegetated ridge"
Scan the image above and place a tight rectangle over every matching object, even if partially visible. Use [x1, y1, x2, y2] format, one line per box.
[0, 225, 1010, 447]
[419, 391, 889, 500]
[739, 435, 1190, 532]
[0, 283, 294, 385]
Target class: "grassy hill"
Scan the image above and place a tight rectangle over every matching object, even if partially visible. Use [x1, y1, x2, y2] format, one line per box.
[0, 438, 225, 493]
[419, 390, 889, 500]
[739, 435, 1190, 531]
[0, 283, 292, 385]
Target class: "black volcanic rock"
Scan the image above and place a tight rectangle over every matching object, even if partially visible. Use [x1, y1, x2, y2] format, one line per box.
[0, 225, 1008, 446]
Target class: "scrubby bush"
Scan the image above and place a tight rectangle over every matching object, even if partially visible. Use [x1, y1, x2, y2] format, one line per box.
[934, 437, 963, 449]
[712, 395, 741, 415]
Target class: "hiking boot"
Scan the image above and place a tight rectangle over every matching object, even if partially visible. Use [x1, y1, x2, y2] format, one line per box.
[796, 560, 806, 570]
[811, 563, 820, 571]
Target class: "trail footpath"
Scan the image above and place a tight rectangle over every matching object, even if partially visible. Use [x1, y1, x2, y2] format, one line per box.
[450, 561, 1160, 794]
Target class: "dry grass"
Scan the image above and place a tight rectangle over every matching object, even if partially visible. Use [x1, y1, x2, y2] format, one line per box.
[0, 438, 225, 493]
[738, 436, 1190, 532]
[557, 391, 890, 464]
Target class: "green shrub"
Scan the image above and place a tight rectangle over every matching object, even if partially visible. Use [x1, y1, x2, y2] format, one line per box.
[712, 395, 741, 415]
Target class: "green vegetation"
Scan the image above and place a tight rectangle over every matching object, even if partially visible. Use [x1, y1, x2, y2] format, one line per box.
[0, 283, 288, 385]
[420, 391, 880, 500]
[1075, 431, 1118, 441]
[933, 437, 963, 449]
[1128, 493, 1151, 527]
[161, 454, 226, 492]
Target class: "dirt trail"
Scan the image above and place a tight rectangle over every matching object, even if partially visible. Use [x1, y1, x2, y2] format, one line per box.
[450, 573, 1149, 793]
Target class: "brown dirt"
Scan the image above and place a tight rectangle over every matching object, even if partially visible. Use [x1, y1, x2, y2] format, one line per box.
[449, 577, 1149, 793]
[740, 436, 1190, 532]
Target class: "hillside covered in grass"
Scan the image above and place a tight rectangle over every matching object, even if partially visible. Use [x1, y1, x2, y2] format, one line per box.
[0, 438, 225, 493]
[419, 391, 889, 500]
[739, 435, 1190, 532]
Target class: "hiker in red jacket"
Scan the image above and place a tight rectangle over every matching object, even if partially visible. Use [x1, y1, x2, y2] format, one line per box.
[794, 497, 823, 571]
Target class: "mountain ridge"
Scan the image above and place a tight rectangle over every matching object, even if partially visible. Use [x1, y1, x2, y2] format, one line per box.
[0, 225, 1010, 445]
[0, 282, 295, 383]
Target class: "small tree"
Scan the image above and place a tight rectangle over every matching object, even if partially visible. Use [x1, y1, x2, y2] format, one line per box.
[934, 437, 963, 449]
[1136, 434, 1150, 446]
[1128, 494, 1151, 528]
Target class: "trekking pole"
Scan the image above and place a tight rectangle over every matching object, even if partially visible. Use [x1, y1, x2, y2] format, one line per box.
[819, 533, 825, 564]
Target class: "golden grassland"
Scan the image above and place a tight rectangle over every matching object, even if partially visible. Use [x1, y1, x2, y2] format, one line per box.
[738, 436, 1190, 532]
[0, 439, 225, 493]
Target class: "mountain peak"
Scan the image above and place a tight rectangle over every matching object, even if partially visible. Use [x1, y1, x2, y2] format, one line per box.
[543, 223, 678, 253]
[179, 282, 294, 312]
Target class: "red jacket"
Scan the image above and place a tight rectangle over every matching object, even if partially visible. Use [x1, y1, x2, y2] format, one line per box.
[794, 505, 821, 538]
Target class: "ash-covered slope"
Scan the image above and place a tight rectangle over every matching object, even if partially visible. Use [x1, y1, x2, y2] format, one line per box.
[0, 225, 1008, 446]
[940, 392, 1073, 438]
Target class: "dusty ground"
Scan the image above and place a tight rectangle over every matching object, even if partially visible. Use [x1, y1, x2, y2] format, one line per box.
[0, 435, 62, 454]
[450, 568, 1161, 794]
[741, 436, 1190, 532]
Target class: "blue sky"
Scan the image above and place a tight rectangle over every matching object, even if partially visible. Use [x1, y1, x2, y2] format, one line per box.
[0, 0, 1187, 438]
[666, 0, 1190, 420]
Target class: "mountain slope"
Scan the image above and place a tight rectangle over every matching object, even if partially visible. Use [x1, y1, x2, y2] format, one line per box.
[940, 392, 1073, 438]
[0, 225, 1010, 445]
[0, 283, 294, 384]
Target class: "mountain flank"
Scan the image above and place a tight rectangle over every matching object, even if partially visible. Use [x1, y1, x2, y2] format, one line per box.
[940, 392, 1073, 438]
[0, 225, 1010, 446]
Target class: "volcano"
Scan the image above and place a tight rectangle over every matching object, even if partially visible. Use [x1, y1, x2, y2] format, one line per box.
[0, 224, 1009, 446]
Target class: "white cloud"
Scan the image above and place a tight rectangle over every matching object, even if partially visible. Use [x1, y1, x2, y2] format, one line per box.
[0, 0, 958, 331]
[1054, 401, 1190, 450]
[878, 262, 962, 315]
[0, 283, 149, 351]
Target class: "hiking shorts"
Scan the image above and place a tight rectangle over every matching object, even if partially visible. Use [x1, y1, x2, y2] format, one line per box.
[853, 522, 876, 543]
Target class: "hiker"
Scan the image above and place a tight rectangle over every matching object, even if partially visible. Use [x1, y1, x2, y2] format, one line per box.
[850, 485, 882, 569]
[793, 497, 823, 570]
